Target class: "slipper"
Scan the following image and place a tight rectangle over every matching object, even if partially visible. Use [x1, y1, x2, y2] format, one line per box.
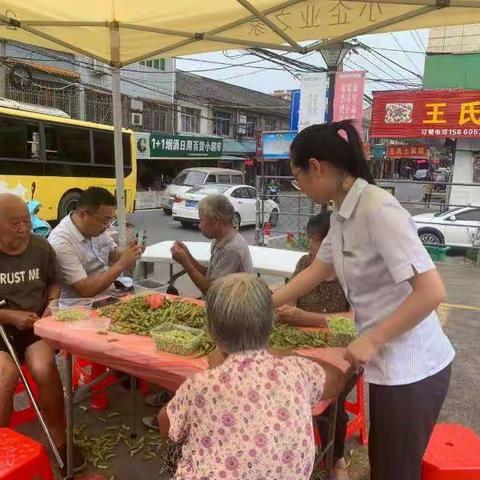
[144, 391, 171, 408]
[142, 415, 160, 431]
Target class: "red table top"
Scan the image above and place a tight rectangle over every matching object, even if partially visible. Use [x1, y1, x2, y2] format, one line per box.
[35, 317, 351, 413]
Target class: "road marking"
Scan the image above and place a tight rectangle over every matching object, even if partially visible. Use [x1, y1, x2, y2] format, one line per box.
[441, 302, 480, 312]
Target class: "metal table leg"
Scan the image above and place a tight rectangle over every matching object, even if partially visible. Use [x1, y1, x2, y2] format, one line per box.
[129, 375, 138, 439]
[325, 399, 338, 476]
[65, 352, 74, 480]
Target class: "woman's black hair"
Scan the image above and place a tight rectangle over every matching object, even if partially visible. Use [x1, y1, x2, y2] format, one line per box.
[306, 211, 331, 239]
[290, 119, 375, 185]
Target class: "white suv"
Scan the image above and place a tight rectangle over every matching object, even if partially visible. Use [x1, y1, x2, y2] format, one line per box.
[161, 167, 244, 215]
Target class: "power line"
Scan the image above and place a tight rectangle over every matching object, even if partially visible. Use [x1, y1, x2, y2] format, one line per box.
[409, 30, 422, 54]
[359, 42, 423, 80]
[413, 31, 427, 52]
[390, 33, 423, 75]
[354, 51, 406, 82]
[8, 43, 292, 110]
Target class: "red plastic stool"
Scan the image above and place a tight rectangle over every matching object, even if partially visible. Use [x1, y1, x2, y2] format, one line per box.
[9, 366, 39, 428]
[422, 424, 480, 480]
[72, 357, 116, 411]
[0, 428, 54, 480]
[345, 374, 368, 445]
[312, 374, 368, 451]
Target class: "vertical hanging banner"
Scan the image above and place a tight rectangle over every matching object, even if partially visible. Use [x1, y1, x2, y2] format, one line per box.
[298, 72, 328, 131]
[289, 89, 301, 131]
[333, 71, 366, 136]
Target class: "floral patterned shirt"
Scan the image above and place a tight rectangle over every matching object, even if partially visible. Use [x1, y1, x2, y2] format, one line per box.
[167, 350, 326, 480]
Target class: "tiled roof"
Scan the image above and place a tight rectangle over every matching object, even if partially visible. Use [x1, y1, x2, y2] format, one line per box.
[6, 59, 80, 79]
[176, 71, 290, 117]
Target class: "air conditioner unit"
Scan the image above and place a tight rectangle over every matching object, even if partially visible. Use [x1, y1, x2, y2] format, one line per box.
[131, 99, 143, 111]
[131, 112, 143, 126]
[92, 59, 108, 75]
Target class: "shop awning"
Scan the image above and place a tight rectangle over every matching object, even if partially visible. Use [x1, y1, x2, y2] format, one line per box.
[1, 1, 480, 66]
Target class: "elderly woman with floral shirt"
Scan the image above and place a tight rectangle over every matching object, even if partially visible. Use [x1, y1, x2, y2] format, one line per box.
[157, 273, 352, 480]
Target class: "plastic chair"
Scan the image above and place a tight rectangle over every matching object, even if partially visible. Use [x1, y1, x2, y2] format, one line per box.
[9, 366, 39, 428]
[0, 428, 54, 480]
[345, 374, 368, 445]
[422, 423, 480, 480]
[72, 357, 116, 411]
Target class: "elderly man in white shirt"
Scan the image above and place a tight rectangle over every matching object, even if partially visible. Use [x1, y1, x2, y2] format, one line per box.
[49, 187, 143, 300]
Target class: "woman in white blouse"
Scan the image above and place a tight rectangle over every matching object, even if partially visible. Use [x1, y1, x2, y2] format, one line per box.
[273, 120, 455, 480]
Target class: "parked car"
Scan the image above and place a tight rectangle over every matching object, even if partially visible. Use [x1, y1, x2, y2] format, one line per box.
[413, 207, 480, 247]
[172, 184, 279, 229]
[413, 169, 430, 181]
[161, 167, 244, 215]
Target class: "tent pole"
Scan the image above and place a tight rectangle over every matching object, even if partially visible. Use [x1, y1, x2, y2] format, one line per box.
[112, 67, 127, 249]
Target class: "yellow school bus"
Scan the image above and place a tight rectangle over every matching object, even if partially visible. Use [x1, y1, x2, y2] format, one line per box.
[0, 100, 136, 222]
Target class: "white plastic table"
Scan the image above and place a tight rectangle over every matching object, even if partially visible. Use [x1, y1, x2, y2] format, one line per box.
[141, 240, 304, 280]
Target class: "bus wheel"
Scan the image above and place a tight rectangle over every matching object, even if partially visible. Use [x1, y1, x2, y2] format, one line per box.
[58, 190, 82, 220]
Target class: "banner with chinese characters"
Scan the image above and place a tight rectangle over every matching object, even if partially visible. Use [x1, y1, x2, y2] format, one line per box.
[387, 145, 427, 159]
[298, 72, 328, 131]
[333, 70, 365, 136]
[149, 133, 223, 158]
[371, 89, 480, 138]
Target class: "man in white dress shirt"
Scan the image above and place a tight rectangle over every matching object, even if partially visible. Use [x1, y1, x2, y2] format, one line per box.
[49, 187, 143, 300]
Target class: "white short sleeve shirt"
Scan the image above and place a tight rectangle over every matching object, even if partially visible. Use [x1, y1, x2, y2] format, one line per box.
[318, 178, 455, 386]
[48, 214, 117, 299]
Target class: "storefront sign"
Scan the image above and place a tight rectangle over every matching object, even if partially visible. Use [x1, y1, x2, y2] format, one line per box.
[333, 71, 365, 136]
[135, 132, 151, 159]
[262, 131, 297, 159]
[371, 89, 480, 138]
[387, 144, 427, 158]
[149, 133, 223, 158]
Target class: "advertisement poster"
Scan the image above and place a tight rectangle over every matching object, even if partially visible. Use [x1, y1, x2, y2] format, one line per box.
[298, 72, 327, 132]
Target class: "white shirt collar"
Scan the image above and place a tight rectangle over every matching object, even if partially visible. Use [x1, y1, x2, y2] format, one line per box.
[64, 214, 87, 243]
[337, 178, 369, 220]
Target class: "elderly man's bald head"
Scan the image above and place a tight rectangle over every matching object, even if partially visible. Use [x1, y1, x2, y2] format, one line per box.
[0, 193, 31, 255]
[0, 193, 28, 216]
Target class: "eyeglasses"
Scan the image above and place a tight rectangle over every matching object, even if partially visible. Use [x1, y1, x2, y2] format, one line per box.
[89, 214, 116, 226]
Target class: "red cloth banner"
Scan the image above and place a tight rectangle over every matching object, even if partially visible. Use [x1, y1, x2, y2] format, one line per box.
[371, 89, 480, 138]
[387, 144, 427, 158]
[333, 71, 365, 136]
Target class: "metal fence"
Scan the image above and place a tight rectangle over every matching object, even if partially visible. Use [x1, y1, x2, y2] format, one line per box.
[255, 173, 480, 265]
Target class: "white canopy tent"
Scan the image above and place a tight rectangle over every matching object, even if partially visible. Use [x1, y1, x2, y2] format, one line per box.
[1, 0, 480, 245]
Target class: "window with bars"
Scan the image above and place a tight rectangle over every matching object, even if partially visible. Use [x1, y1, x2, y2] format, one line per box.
[246, 115, 257, 138]
[139, 58, 166, 70]
[213, 111, 231, 137]
[263, 117, 278, 131]
[143, 104, 168, 132]
[180, 107, 201, 133]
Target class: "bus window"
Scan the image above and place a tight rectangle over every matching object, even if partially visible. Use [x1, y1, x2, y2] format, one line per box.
[45, 124, 90, 164]
[92, 130, 132, 178]
[0, 116, 40, 160]
[0, 116, 43, 175]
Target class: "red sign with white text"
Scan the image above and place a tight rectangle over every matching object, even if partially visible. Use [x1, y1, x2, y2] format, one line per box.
[333, 71, 365, 136]
[387, 145, 427, 158]
[371, 89, 480, 138]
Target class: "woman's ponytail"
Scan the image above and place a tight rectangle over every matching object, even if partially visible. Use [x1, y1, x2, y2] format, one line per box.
[333, 120, 375, 185]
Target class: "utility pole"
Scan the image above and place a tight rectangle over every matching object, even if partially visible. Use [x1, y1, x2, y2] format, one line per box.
[0, 40, 7, 98]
